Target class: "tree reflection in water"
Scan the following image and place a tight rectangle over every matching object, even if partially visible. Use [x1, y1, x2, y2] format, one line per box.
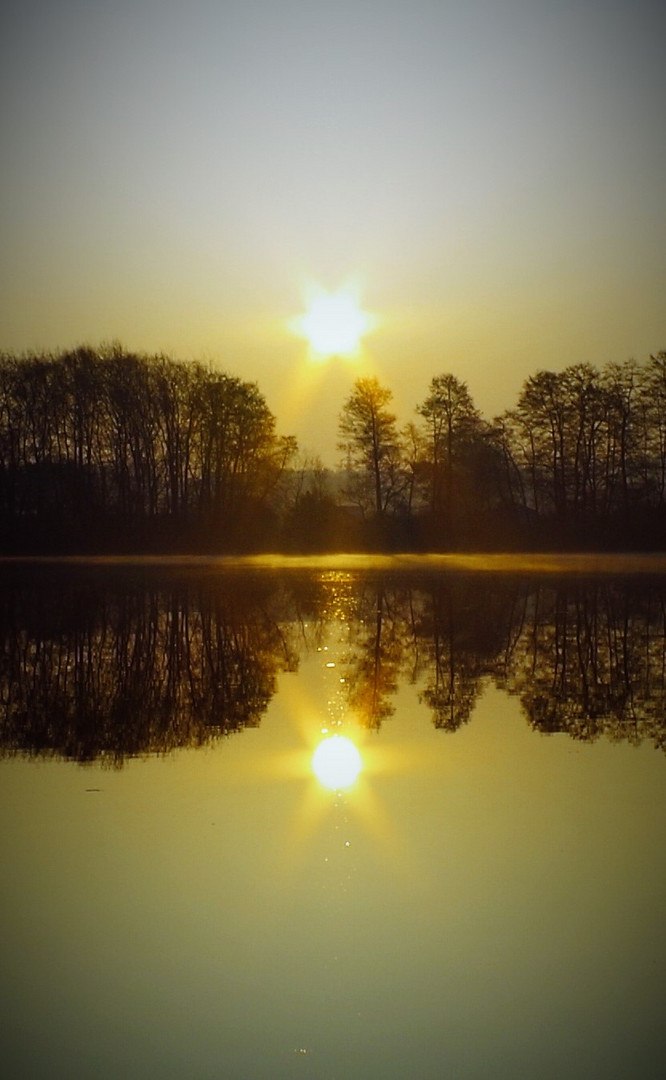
[498, 579, 666, 750]
[1, 565, 665, 762]
[0, 566, 299, 764]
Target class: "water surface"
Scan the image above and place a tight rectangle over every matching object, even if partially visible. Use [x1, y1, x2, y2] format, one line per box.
[1, 558, 665, 1079]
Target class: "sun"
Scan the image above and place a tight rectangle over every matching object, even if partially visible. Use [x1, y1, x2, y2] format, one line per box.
[291, 285, 376, 360]
[302, 294, 367, 357]
[312, 735, 363, 790]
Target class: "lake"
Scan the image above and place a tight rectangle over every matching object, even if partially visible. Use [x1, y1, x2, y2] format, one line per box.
[1, 555, 665, 1079]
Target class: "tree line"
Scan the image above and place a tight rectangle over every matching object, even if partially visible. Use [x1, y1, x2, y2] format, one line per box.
[0, 344, 295, 551]
[1, 343, 665, 551]
[337, 354, 666, 549]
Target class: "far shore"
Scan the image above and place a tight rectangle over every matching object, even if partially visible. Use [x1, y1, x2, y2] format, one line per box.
[3, 552, 666, 573]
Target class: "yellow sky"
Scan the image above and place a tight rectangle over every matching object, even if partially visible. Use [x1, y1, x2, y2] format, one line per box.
[2, 0, 665, 461]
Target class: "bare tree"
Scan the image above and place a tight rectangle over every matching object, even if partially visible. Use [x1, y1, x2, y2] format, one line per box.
[338, 376, 405, 517]
[416, 373, 483, 522]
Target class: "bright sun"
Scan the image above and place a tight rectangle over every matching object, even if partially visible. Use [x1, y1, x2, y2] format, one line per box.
[292, 286, 375, 359]
[312, 735, 362, 790]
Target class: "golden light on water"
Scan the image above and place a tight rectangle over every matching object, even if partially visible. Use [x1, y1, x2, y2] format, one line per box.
[312, 735, 363, 790]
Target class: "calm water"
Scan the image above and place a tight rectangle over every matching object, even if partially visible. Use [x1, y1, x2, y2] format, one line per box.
[1, 556, 665, 1079]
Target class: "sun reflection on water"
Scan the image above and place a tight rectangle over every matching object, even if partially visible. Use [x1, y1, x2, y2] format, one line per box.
[270, 569, 414, 873]
[312, 735, 362, 791]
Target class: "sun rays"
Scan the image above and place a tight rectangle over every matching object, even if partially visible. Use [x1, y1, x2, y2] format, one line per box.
[312, 735, 363, 790]
[275, 278, 381, 446]
[288, 280, 379, 362]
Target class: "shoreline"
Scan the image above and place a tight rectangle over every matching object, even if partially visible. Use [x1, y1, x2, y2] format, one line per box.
[2, 551, 666, 573]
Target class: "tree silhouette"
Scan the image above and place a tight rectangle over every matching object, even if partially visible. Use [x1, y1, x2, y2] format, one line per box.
[416, 374, 482, 518]
[338, 376, 406, 519]
[2, 344, 666, 552]
[0, 345, 296, 552]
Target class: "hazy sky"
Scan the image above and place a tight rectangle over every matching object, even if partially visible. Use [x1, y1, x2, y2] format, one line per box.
[2, 0, 665, 460]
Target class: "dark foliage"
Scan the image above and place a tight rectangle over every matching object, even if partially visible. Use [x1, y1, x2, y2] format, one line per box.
[1, 345, 666, 551]
[1, 567, 665, 762]
[0, 344, 296, 553]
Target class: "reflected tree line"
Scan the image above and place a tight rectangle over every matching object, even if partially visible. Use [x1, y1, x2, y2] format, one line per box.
[2, 345, 666, 552]
[1, 569, 665, 764]
[0, 568, 298, 764]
